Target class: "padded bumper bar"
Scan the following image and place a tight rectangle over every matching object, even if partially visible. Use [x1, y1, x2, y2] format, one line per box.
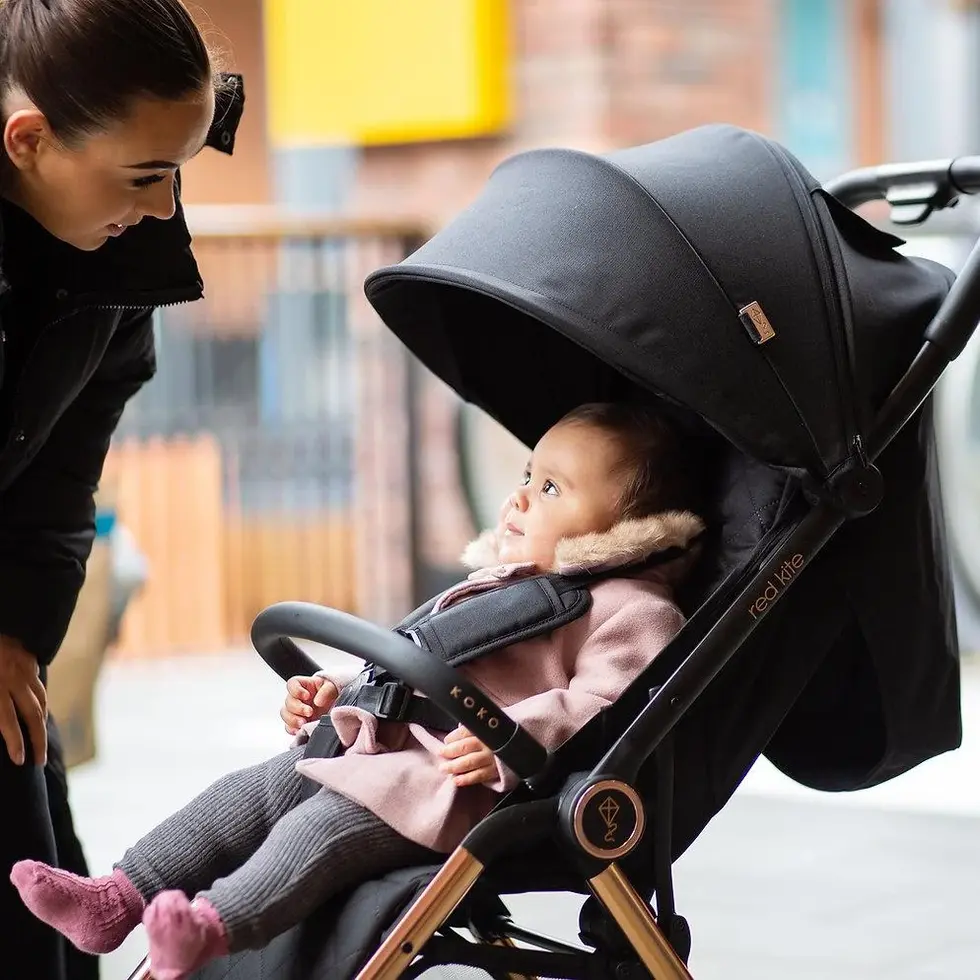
[250, 601, 548, 781]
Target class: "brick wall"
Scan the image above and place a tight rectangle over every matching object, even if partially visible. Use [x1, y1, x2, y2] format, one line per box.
[604, 0, 773, 146]
[180, 0, 272, 205]
[355, 0, 774, 222]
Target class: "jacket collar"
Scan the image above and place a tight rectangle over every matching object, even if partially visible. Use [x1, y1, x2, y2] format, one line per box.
[0, 73, 244, 312]
[0, 187, 204, 310]
[461, 510, 705, 578]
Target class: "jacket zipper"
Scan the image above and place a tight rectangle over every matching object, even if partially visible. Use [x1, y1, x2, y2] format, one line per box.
[81, 280, 204, 313]
[42, 286, 203, 330]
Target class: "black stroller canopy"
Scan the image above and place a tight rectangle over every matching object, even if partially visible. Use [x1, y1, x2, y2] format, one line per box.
[365, 124, 952, 478]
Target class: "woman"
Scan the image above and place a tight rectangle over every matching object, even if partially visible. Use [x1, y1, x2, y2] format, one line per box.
[0, 1, 243, 975]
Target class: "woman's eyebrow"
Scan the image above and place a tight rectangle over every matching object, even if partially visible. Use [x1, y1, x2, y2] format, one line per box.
[125, 159, 178, 170]
[125, 138, 209, 171]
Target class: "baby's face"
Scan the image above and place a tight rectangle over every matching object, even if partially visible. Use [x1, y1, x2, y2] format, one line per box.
[497, 420, 625, 568]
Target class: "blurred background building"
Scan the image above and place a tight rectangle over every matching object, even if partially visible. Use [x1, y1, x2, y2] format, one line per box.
[85, 0, 980, 663]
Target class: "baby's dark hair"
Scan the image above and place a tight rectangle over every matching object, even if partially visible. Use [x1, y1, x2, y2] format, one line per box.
[557, 402, 704, 520]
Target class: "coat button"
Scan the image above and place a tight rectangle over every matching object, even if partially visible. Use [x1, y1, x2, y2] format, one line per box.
[55, 289, 68, 301]
[13, 430, 25, 443]
[220, 130, 232, 147]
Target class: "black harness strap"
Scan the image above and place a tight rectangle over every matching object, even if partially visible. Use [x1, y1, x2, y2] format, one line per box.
[393, 572, 593, 671]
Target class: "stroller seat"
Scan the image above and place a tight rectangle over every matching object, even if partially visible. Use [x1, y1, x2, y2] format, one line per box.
[164, 124, 972, 980]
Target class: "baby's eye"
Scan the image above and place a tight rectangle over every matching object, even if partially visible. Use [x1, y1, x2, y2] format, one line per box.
[542, 480, 559, 496]
[132, 174, 166, 190]
[520, 470, 531, 486]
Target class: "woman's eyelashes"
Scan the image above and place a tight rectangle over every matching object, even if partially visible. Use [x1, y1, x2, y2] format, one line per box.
[132, 173, 166, 189]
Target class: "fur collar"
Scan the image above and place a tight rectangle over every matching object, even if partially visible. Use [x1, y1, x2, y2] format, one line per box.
[461, 510, 705, 576]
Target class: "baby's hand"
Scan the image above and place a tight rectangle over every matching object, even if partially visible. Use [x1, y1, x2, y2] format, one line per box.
[438, 726, 497, 787]
[281, 675, 338, 735]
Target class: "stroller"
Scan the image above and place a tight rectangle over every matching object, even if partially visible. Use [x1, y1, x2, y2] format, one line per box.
[139, 124, 972, 979]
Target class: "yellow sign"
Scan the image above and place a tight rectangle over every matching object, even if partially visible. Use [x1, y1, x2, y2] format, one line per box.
[264, 0, 511, 146]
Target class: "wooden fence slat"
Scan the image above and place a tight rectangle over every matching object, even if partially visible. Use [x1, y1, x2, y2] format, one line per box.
[104, 438, 356, 658]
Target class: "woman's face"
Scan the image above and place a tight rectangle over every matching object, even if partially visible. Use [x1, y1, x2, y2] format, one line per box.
[2, 87, 215, 251]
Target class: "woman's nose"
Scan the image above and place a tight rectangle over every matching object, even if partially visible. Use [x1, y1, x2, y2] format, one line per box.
[139, 175, 178, 222]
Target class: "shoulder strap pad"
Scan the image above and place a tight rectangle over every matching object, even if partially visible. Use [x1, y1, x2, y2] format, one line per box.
[397, 574, 592, 669]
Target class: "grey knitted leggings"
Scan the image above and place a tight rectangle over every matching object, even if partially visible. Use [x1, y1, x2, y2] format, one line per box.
[117, 747, 435, 951]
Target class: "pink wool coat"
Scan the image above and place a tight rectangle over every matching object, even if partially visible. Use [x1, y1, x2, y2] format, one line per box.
[294, 510, 703, 853]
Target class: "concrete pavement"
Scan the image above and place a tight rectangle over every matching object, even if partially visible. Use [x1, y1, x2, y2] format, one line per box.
[66, 649, 980, 980]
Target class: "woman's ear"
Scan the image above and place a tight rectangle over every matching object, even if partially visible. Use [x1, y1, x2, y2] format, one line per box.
[3, 106, 49, 173]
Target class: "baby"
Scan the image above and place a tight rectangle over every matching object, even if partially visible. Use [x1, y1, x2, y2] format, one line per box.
[11, 401, 705, 979]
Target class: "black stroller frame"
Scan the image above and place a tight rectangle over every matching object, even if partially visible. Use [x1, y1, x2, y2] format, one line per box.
[128, 147, 980, 980]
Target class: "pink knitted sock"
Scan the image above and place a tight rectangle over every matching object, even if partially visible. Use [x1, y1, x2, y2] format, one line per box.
[9, 861, 145, 954]
[143, 890, 229, 980]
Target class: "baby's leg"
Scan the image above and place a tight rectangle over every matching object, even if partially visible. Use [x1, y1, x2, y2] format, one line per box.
[118, 745, 309, 900]
[10, 746, 309, 954]
[142, 788, 435, 975]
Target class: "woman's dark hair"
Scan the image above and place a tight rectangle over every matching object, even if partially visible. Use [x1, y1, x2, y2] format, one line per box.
[557, 401, 706, 519]
[0, 0, 215, 144]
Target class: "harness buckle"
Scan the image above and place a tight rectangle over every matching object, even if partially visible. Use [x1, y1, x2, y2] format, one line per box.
[375, 682, 412, 722]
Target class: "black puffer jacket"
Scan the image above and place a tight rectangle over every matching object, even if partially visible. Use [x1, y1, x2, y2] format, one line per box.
[0, 74, 244, 665]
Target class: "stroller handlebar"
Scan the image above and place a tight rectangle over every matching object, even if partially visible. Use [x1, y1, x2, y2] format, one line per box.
[825, 154, 980, 219]
[825, 154, 980, 360]
[250, 601, 549, 780]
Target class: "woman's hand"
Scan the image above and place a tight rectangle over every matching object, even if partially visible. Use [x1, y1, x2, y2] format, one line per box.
[438, 726, 497, 787]
[280, 675, 339, 735]
[0, 635, 47, 766]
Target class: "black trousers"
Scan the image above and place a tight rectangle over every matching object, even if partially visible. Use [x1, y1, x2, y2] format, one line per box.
[0, 712, 100, 980]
